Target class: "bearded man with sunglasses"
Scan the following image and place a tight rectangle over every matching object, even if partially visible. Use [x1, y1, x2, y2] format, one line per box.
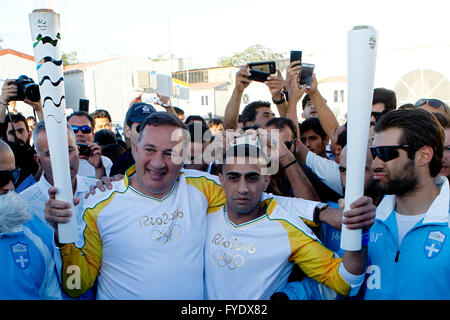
[67, 111, 112, 179]
[362, 109, 449, 300]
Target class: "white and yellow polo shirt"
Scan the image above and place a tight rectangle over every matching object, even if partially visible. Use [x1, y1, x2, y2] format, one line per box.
[205, 197, 362, 300]
[59, 166, 225, 299]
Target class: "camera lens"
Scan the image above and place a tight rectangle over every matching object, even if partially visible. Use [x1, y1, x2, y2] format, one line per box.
[25, 83, 41, 102]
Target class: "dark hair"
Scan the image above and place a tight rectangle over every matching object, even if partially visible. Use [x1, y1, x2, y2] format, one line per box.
[5, 113, 29, 132]
[241, 100, 271, 125]
[433, 113, 450, 129]
[138, 112, 187, 143]
[372, 88, 397, 111]
[266, 117, 298, 139]
[185, 115, 207, 127]
[208, 118, 223, 127]
[374, 109, 444, 177]
[26, 115, 36, 121]
[173, 106, 184, 115]
[398, 103, 415, 110]
[187, 122, 212, 143]
[94, 129, 117, 147]
[337, 127, 347, 148]
[67, 111, 95, 129]
[90, 109, 112, 122]
[101, 143, 126, 163]
[302, 94, 311, 110]
[300, 117, 327, 139]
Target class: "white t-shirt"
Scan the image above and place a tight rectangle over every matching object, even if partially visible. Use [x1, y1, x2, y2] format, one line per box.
[78, 156, 112, 178]
[205, 196, 364, 300]
[306, 151, 343, 196]
[58, 167, 226, 299]
[395, 211, 426, 246]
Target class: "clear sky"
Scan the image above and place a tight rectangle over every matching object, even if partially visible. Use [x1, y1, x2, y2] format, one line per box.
[1, 0, 449, 69]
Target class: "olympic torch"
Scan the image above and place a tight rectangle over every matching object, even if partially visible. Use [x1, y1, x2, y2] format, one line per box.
[340, 26, 378, 251]
[29, 9, 78, 243]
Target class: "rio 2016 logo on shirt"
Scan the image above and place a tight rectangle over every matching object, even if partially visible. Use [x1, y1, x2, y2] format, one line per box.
[11, 242, 30, 269]
[213, 250, 244, 270]
[424, 231, 446, 259]
[151, 224, 182, 244]
[211, 233, 256, 254]
[139, 208, 184, 227]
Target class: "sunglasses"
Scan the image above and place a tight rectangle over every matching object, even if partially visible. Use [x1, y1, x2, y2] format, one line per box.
[371, 111, 383, 120]
[284, 138, 297, 150]
[0, 168, 21, 186]
[135, 123, 143, 133]
[415, 98, 444, 109]
[72, 125, 92, 134]
[370, 145, 411, 162]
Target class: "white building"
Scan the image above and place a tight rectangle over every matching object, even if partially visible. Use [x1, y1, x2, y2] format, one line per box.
[64, 56, 155, 123]
[188, 82, 230, 119]
[2, 45, 449, 126]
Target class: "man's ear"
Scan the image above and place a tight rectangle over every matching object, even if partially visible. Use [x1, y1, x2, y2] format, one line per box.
[323, 136, 330, 146]
[263, 175, 271, 190]
[34, 154, 40, 167]
[134, 140, 139, 156]
[124, 125, 131, 139]
[416, 145, 434, 167]
[218, 172, 224, 185]
[335, 145, 342, 157]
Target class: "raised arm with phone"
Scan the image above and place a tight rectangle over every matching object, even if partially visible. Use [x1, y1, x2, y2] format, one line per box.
[141, 92, 178, 117]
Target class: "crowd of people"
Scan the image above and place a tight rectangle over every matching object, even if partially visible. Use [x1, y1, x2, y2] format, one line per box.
[0, 59, 449, 300]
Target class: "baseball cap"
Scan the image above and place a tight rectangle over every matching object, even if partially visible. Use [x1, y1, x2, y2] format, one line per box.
[126, 103, 156, 125]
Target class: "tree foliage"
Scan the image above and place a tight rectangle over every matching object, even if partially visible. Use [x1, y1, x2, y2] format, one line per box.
[62, 51, 80, 65]
[218, 44, 286, 67]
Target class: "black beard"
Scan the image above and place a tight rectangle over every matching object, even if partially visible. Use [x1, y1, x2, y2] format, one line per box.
[374, 160, 418, 196]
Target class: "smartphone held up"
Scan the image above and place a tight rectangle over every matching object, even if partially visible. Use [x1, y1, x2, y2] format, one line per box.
[141, 93, 163, 106]
[247, 61, 276, 82]
[290, 51, 302, 67]
[299, 63, 315, 89]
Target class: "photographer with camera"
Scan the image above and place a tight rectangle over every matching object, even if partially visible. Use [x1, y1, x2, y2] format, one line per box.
[0, 77, 44, 191]
[0, 77, 44, 128]
[67, 111, 112, 179]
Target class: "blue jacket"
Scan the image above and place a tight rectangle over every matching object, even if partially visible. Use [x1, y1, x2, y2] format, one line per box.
[0, 214, 62, 299]
[320, 201, 345, 257]
[362, 176, 450, 300]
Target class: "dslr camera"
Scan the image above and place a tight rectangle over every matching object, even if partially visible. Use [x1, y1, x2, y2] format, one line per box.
[10, 75, 41, 102]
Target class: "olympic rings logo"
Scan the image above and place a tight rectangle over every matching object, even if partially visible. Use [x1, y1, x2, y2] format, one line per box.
[213, 250, 244, 270]
[151, 224, 182, 244]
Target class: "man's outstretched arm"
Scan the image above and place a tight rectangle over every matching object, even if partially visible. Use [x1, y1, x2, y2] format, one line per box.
[224, 65, 251, 129]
